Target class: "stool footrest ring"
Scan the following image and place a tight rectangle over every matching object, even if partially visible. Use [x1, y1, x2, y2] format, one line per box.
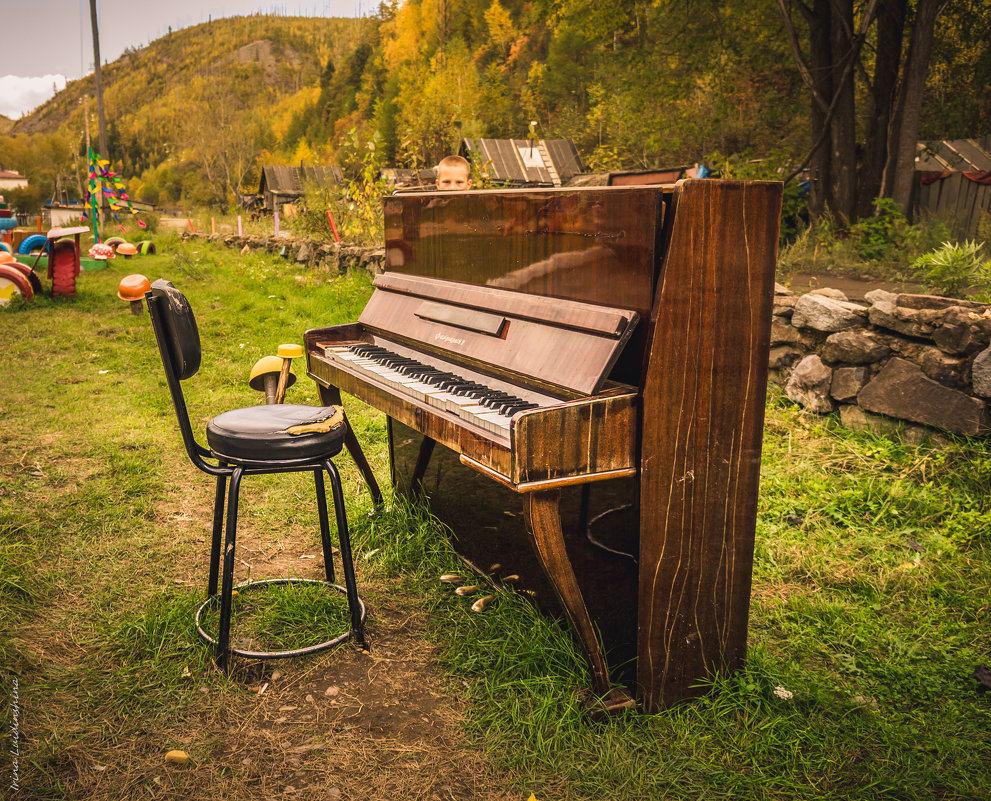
[195, 578, 367, 660]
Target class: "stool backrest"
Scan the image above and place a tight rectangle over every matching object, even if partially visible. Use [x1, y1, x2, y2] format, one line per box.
[146, 279, 215, 472]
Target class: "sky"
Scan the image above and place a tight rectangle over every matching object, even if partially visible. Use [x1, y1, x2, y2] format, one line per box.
[0, 0, 363, 119]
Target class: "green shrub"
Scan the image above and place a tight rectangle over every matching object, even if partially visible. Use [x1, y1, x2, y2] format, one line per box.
[911, 239, 991, 299]
[849, 197, 909, 261]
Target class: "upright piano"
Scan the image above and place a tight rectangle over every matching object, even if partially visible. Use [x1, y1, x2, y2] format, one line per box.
[304, 179, 783, 712]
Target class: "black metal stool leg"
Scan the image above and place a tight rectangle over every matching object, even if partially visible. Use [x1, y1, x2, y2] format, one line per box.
[323, 459, 367, 648]
[313, 468, 336, 584]
[216, 466, 244, 669]
[208, 472, 227, 598]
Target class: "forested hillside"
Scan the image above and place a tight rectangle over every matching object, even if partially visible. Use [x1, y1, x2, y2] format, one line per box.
[1, 1, 988, 216]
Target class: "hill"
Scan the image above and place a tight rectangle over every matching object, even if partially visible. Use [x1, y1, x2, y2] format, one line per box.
[8, 14, 371, 205]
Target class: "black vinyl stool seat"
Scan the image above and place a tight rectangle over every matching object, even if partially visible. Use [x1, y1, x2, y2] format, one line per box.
[145, 279, 367, 668]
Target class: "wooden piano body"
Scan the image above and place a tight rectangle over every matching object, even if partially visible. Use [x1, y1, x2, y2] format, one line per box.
[304, 179, 783, 711]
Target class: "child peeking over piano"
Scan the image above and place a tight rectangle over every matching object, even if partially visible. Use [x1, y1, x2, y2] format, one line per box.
[435, 155, 473, 191]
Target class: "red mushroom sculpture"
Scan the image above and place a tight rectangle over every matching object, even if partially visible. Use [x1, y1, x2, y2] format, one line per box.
[89, 243, 115, 260]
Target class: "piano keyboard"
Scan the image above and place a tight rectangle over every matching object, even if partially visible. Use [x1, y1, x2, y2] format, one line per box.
[323, 343, 546, 436]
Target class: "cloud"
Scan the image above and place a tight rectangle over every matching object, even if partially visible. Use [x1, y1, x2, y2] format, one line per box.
[0, 74, 67, 119]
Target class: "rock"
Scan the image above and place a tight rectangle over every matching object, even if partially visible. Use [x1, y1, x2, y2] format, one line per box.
[769, 317, 802, 346]
[791, 294, 867, 332]
[857, 357, 987, 435]
[774, 282, 793, 295]
[918, 348, 968, 387]
[769, 346, 802, 370]
[972, 346, 991, 398]
[772, 294, 798, 318]
[838, 404, 902, 436]
[830, 366, 868, 401]
[868, 300, 934, 338]
[295, 242, 312, 263]
[785, 355, 834, 412]
[933, 322, 976, 354]
[864, 288, 898, 305]
[821, 330, 890, 364]
[896, 293, 988, 312]
[808, 287, 848, 301]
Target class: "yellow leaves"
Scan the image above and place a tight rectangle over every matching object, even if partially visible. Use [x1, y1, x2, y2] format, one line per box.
[269, 87, 322, 141]
[485, 0, 517, 52]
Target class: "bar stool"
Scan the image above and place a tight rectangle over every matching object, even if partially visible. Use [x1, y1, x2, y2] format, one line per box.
[145, 279, 367, 667]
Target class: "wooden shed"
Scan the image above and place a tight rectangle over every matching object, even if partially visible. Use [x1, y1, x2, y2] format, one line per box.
[258, 165, 343, 212]
[460, 138, 584, 187]
[913, 136, 991, 238]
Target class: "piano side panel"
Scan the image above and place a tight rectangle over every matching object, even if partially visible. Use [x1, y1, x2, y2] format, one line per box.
[637, 179, 782, 710]
[383, 187, 664, 387]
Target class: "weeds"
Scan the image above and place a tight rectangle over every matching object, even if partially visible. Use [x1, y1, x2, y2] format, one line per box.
[911, 239, 991, 299]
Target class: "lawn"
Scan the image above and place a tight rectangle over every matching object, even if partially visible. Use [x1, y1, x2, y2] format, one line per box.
[1, 236, 989, 800]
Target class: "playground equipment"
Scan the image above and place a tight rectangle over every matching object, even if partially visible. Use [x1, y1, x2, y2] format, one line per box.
[117, 242, 138, 258]
[138, 240, 156, 255]
[45, 226, 88, 298]
[249, 355, 295, 404]
[118, 274, 151, 314]
[0, 258, 35, 304]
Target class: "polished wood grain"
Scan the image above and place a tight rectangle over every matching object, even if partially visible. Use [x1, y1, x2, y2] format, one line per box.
[357, 273, 640, 396]
[637, 179, 782, 709]
[383, 186, 666, 387]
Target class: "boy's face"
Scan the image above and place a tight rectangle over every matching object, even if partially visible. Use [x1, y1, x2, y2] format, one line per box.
[435, 164, 472, 191]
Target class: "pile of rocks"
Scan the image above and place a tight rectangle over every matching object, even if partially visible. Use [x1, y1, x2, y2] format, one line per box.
[772, 285, 991, 437]
[183, 232, 386, 275]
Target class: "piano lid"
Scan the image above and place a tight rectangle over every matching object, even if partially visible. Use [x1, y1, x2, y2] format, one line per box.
[358, 273, 639, 397]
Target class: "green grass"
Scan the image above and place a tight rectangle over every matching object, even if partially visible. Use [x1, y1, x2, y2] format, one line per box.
[2, 237, 990, 799]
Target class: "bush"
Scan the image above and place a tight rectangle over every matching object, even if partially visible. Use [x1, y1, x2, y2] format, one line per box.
[911, 240, 991, 299]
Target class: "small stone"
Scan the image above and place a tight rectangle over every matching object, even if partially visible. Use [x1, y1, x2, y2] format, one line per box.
[784, 355, 834, 412]
[164, 750, 188, 765]
[305, 694, 315, 704]
[328, 788, 342, 799]
[271, 671, 283, 681]
[324, 686, 340, 697]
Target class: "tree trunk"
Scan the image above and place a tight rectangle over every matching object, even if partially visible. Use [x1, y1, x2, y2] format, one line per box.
[858, 0, 906, 218]
[807, 0, 834, 220]
[886, 0, 943, 214]
[829, 0, 858, 223]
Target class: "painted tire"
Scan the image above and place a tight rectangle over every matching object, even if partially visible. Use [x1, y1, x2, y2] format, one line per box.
[0, 241, 12, 254]
[104, 236, 126, 249]
[138, 240, 157, 255]
[17, 234, 48, 255]
[0, 264, 34, 302]
[5, 260, 43, 294]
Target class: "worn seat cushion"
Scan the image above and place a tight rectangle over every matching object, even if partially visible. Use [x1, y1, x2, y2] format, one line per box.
[206, 404, 346, 462]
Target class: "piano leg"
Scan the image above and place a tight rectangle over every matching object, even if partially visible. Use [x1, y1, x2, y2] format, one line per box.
[525, 489, 635, 714]
[318, 384, 383, 505]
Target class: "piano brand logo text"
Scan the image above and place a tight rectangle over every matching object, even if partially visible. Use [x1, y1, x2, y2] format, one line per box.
[435, 333, 465, 347]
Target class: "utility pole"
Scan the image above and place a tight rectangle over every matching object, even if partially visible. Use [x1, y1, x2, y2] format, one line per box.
[88, 0, 108, 159]
[89, 0, 109, 220]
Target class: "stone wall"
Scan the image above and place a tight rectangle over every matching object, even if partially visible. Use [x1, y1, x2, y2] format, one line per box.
[772, 284, 991, 438]
[182, 232, 386, 276]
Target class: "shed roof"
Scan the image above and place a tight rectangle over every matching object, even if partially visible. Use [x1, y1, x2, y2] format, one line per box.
[915, 137, 991, 172]
[259, 165, 343, 196]
[460, 138, 584, 186]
